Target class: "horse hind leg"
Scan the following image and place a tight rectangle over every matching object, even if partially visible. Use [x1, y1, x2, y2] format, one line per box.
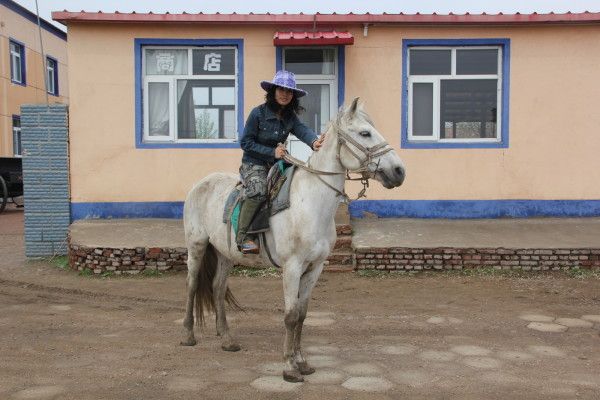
[180, 235, 209, 346]
[213, 254, 241, 352]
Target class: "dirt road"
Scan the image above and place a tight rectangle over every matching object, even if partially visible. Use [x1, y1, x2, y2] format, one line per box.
[1, 207, 600, 399]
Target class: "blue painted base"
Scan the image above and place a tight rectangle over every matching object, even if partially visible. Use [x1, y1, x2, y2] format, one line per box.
[349, 200, 600, 219]
[71, 202, 184, 220]
[71, 200, 600, 221]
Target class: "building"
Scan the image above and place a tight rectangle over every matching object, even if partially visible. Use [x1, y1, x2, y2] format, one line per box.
[51, 11, 600, 220]
[0, 0, 68, 157]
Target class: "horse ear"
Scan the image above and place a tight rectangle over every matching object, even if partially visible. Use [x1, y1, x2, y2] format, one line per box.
[348, 97, 360, 117]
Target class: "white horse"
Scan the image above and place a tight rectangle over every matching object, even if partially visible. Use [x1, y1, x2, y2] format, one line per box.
[181, 98, 405, 382]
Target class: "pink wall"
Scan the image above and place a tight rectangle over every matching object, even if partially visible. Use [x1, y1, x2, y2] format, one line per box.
[65, 22, 600, 203]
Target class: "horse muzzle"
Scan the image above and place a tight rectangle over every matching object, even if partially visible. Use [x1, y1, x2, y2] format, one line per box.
[376, 165, 405, 188]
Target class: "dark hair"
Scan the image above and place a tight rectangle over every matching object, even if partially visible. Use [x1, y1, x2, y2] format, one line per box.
[265, 86, 305, 119]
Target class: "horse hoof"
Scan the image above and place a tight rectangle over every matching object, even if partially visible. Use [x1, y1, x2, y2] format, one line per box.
[296, 361, 315, 375]
[179, 338, 197, 346]
[221, 343, 241, 352]
[283, 369, 304, 383]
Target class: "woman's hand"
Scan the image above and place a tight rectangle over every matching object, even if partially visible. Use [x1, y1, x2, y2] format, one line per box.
[312, 134, 325, 151]
[275, 143, 287, 159]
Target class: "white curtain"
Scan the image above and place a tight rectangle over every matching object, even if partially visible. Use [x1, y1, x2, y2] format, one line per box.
[321, 49, 335, 74]
[148, 82, 169, 136]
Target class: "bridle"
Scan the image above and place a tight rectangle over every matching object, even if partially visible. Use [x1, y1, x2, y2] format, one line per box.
[282, 121, 394, 201]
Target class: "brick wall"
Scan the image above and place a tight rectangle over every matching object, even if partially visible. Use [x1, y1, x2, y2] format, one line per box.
[355, 247, 600, 271]
[21, 104, 69, 257]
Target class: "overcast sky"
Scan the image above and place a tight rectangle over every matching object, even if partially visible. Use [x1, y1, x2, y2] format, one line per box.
[13, 0, 600, 31]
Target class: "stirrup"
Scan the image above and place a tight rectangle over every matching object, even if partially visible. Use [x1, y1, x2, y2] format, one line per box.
[240, 240, 260, 254]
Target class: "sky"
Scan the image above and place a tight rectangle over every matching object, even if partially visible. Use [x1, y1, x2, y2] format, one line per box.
[13, 0, 600, 31]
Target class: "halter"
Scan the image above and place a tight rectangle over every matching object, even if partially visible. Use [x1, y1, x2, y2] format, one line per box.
[282, 121, 394, 201]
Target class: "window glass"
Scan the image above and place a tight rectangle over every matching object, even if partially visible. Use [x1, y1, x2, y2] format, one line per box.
[456, 49, 498, 75]
[410, 50, 451, 75]
[148, 82, 170, 136]
[284, 48, 335, 75]
[223, 110, 236, 139]
[193, 109, 219, 139]
[212, 87, 235, 105]
[46, 58, 56, 94]
[412, 83, 434, 136]
[192, 49, 235, 75]
[192, 87, 209, 106]
[177, 79, 235, 139]
[12, 116, 22, 156]
[10, 42, 23, 83]
[143, 45, 238, 143]
[440, 79, 498, 139]
[145, 49, 188, 75]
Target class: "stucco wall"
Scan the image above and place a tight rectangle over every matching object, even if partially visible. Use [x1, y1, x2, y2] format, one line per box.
[66, 22, 600, 204]
[0, 4, 68, 156]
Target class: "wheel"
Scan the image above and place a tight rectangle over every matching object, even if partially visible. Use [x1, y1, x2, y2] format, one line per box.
[0, 175, 7, 213]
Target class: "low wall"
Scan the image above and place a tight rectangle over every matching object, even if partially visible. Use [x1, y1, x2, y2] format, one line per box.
[69, 245, 187, 274]
[355, 247, 600, 271]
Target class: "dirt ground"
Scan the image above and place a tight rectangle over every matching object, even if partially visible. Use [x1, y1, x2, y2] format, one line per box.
[1, 205, 600, 400]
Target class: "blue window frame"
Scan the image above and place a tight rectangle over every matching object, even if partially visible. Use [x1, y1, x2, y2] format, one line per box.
[9, 38, 26, 85]
[134, 38, 244, 149]
[46, 56, 59, 96]
[402, 39, 510, 149]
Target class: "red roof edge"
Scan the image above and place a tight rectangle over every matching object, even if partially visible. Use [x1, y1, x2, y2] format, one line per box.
[51, 11, 600, 25]
[274, 31, 354, 46]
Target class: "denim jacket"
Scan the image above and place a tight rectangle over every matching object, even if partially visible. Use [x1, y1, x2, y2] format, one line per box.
[240, 104, 318, 166]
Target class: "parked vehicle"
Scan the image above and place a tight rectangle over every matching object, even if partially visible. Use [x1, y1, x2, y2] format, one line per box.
[0, 157, 24, 213]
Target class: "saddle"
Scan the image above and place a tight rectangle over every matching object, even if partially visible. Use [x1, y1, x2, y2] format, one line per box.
[222, 161, 296, 245]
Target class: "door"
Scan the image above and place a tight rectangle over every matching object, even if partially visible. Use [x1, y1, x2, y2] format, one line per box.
[283, 47, 338, 162]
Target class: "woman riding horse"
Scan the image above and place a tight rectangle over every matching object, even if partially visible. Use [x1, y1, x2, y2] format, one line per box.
[237, 70, 324, 254]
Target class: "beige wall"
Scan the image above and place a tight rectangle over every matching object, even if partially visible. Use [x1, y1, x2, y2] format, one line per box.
[0, 4, 68, 156]
[66, 22, 600, 203]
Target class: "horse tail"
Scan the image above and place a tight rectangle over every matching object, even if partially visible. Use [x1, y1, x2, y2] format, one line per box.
[194, 243, 243, 326]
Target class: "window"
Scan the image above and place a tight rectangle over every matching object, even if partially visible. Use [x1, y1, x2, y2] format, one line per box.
[46, 56, 59, 96]
[140, 43, 240, 144]
[9, 39, 26, 85]
[282, 47, 338, 162]
[12, 116, 22, 156]
[402, 39, 510, 148]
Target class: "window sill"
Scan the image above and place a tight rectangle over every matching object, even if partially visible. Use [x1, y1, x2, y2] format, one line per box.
[136, 141, 239, 149]
[402, 140, 508, 149]
[11, 80, 26, 87]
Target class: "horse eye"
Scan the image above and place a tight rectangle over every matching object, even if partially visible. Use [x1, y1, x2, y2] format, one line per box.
[359, 131, 371, 137]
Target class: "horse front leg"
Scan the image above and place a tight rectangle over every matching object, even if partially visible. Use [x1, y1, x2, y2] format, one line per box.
[282, 263, 304, 382]
[293, 261, 325, 376]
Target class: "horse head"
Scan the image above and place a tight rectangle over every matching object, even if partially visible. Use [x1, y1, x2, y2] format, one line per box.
[334, 98, 406, 189]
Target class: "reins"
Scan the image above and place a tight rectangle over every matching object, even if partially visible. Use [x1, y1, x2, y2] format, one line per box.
[281, 123, 394, 201]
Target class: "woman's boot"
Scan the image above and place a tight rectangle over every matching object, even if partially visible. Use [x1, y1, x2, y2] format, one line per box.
[237, 197, 262, 254]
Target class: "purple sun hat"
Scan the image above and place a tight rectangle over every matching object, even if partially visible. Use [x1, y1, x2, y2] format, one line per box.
[260, 70, 307, 97]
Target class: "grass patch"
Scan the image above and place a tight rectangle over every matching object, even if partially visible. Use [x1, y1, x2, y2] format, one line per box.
[230, 266, 281, 278]
[50, 255, 69, 270]
[565, 267, 600, 279]
[79, 268, 93, 277]
[141, 268, 163, 277]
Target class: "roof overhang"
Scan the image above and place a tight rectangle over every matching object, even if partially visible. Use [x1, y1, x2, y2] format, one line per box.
[52, 11, 600, 26]
[274, 31, 354, 46]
